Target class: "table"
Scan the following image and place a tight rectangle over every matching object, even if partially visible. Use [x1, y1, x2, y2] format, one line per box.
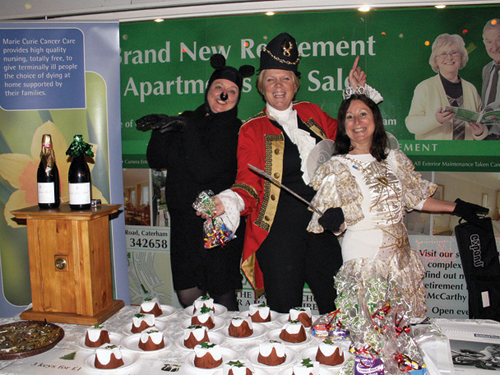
[10, 204, 124, 325]
[1, 305, 500, 375]
[0, 305, 320, 375]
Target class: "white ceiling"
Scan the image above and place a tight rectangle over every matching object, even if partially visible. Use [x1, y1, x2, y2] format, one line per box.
[0, 0, 498, 22]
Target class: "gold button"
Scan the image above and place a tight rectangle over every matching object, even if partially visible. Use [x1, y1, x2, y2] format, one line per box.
[274, 149, 280, 155]
[271, 195, 276, 200]
[274, 173, 280, 179]
[265, 216, 270, 221]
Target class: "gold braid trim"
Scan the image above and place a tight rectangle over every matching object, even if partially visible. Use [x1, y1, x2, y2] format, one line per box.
[254, 134, 284, 232]
[241, 254, 265, 299]
[262, 46, 301, 65]
[243, 111, 267, 124]
[303, 117, 327, 140]
[232, 182, 259, 202]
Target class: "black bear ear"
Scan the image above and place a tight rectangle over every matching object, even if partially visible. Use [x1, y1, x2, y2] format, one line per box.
[239, 65, 255, 78]
[210, 54, 226, 70]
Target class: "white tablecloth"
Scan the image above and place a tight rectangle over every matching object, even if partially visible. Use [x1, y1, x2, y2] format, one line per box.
[0, 305, 330, 375]
[3, 305, 500, 375]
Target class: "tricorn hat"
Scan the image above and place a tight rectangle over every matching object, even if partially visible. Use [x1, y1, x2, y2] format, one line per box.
[259, 32, 301, 77]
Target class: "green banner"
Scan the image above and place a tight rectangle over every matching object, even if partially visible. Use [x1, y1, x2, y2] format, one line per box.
[120, 5, 500, 172]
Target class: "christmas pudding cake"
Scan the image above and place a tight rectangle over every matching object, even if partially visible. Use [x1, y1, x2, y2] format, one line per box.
[248, 304, 271, 323]
[193, 295, 215, 314]
[138, 329, 165, 351]
[131, 313, 156, 333]
[140, 297, 163, 317]
[223, 360, 255, 375]
[228, 317, 253, 338]
[193, 342, 223, 369]
[288, 307, 312, 328]
[315, 339, 345, 366]
[292, 359, 320, 375]
[184, 325, 210, 349]
[94, 345, 124, 369]
[85, 324, 110, 347]
[191, 306, 216, 329]
[279, 321, 307, 343]
[257, 340, 287, 366]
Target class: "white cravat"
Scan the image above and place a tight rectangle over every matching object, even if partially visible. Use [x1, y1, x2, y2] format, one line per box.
[266, 103, 316, 184]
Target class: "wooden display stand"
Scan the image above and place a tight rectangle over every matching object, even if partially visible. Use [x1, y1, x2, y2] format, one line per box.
[11, 204, 124, 325]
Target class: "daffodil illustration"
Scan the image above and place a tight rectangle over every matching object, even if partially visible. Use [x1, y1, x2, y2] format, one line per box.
[0, 121, 107, 228]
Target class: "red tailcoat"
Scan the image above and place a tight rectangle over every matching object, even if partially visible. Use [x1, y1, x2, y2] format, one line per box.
[232, 101, 338, 298]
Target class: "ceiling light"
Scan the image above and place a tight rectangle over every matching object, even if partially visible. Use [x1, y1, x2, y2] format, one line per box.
[435, 4, 446, 8]
[266, 11, 275, 16]
[154, 18, 164, 22]
[358, 5, 371, 12]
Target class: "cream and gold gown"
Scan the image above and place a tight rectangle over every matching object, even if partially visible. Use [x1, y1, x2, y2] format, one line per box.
[307, 149, 437, 317]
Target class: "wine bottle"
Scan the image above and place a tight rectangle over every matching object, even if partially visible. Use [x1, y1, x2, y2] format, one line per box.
[67, 135, 94, 210]
[37, 134, 60, 209]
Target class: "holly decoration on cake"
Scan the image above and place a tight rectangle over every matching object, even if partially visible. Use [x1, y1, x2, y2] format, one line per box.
[200, 342, 216, 349]
[200, 306, 213, 314]
[227, 360, 245, 367]
[323, 338, 335, 345]
[301, 359, 314, 368]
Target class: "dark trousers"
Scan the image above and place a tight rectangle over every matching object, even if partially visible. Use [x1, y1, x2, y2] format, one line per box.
[255, 200, 342, 314]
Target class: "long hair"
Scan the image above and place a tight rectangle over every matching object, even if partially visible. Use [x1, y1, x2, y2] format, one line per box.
[336, 94, 388, 161]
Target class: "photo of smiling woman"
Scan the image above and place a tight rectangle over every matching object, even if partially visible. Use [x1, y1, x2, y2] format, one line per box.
[405, 33, 485, 140]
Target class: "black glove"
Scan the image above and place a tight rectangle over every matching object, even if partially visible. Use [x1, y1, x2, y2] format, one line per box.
[136, 114, 186, 133]
[453, 198, 489, 226]
[318, 207, 344, 232]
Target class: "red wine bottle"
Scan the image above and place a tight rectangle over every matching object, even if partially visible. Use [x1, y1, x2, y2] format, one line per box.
[67, 135, 93, 210]
[37, 134, 60, 209]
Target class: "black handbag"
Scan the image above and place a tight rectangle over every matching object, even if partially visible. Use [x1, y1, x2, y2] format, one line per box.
[454, 217, 500, 321]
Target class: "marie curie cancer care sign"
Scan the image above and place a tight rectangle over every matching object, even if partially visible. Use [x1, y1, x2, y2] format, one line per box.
[0, 28, 85, 110]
